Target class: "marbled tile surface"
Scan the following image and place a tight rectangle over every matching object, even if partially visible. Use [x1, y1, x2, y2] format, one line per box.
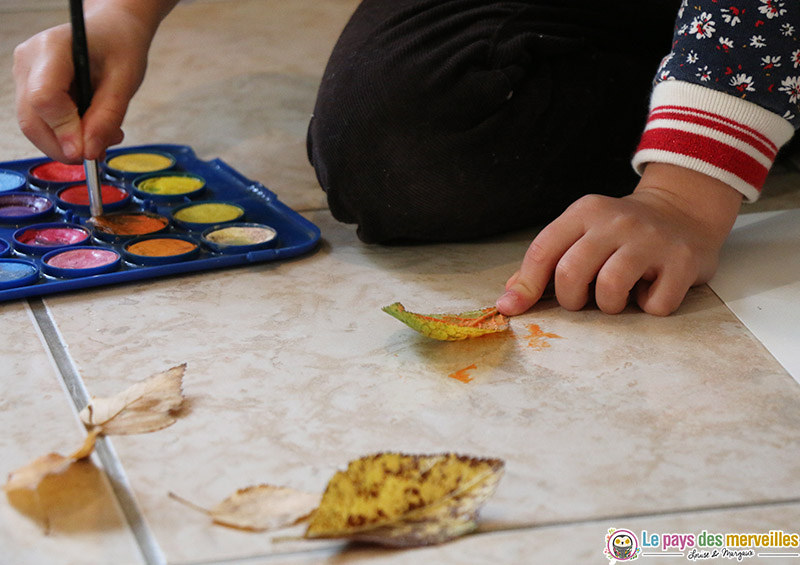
[0, 301, 142, 565]
[1, 0, 799, 564]
[34, 211, 800, 563]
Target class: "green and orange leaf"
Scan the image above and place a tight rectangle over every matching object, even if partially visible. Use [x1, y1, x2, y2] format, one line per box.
[382, 303, 509, 341]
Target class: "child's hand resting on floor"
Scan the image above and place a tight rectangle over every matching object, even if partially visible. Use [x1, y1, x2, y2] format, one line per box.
[496, 163, 744, 316]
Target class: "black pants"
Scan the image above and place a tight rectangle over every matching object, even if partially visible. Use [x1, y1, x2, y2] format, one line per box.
[307, 0, 680, 243]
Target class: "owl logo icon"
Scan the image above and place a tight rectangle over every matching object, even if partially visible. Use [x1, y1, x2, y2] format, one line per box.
[604, 528, 640, 562]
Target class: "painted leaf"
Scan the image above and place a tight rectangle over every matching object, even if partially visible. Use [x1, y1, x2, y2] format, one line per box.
[382, 303, 510, 341]
[304, 452, 505, 547]
[79, 364, 185, 435]
[209, 485, 320, 531]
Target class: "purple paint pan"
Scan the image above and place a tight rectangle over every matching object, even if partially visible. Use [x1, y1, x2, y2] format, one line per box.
[0, 192, 55, 223]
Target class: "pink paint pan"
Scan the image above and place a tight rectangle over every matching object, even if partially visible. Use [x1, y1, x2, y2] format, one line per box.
[42, 247, 121, 278]
[12, 222, 91, 256]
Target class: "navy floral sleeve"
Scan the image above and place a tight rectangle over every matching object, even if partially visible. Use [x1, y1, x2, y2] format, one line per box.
[633, 0, 800, 201]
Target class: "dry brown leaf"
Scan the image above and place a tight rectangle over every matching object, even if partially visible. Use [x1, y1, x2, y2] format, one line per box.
[4, 429, 99, 495]
[5, 364, 185, 530]
[5, 459, 114, 534]
[4, 430, 101, 531]
[382, 303, 510, 341]
[210, 485, 320, 531]
[79, 364, 185, 435]
[170, 485, 320, 532]
[304, 452, 505, 547]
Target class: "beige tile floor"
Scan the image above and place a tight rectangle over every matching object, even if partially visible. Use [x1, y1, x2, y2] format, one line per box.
[1, 1, 799, 564]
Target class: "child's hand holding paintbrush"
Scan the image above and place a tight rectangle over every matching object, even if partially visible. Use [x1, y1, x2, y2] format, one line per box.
[12, 0, 177, 165]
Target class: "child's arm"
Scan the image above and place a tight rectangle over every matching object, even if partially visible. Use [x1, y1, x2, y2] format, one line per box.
[498, 2, 798, 316]
[13, 0, 179, 163]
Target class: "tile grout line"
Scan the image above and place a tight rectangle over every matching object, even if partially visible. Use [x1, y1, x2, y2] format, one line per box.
[28, 297, 167, 565]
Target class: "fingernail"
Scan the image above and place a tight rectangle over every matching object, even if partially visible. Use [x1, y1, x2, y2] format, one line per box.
[62, 141, 78, 161]
[496, 290, 526, 316]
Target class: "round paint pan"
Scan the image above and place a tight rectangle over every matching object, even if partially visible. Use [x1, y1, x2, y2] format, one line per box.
[201, 222, 277, 254]
[0, 192, 55, 224]
[88, 211, 170, 243]
[41, 246, 121, 278]
[104, 150, 176, 180]
[0, 237, 10, 258]
[0, 168, 26, 193]
[171, 201, 245, 231]
[27, 160, 86, 190]
[57, 183, 131, 214]
[123, 234, 200, 265]
[0, 258, 39, 290]
[132, 172, 205, 202]
[12, 222, 90, 256]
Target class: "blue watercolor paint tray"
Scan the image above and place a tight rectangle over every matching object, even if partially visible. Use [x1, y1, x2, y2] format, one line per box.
[0, 144, 320, 302]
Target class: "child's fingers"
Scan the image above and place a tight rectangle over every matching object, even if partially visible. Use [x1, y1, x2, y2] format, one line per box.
[83, 99, 126, 160]
[14, 26, 84, 162]
[17, 85, 83, 163]
[553, 235, 615, 311]
[496, 217, 585, 315]
[635, 262, 696, 316]
[504, 270, 520, 291]
[27, 89, 83, 161]
[15, 105, 76, 163]
[594, 250, 654, 314]
[81, 67, 135, 159]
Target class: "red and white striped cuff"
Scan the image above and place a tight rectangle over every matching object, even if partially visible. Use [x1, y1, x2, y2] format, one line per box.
[632, 81, 794, 201]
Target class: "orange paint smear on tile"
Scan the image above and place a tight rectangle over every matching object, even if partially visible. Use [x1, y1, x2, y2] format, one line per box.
[525, 324, 563, 350]
[448, 363, 477, 384]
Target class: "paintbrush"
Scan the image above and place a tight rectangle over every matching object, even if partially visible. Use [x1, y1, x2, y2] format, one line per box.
[68, 0, 103, 217]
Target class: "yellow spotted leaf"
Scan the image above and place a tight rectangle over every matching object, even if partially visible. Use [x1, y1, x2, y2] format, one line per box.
[304, 452, 505, 547]
[382, 303, 510, 341]
[79, 364, 185, 435]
